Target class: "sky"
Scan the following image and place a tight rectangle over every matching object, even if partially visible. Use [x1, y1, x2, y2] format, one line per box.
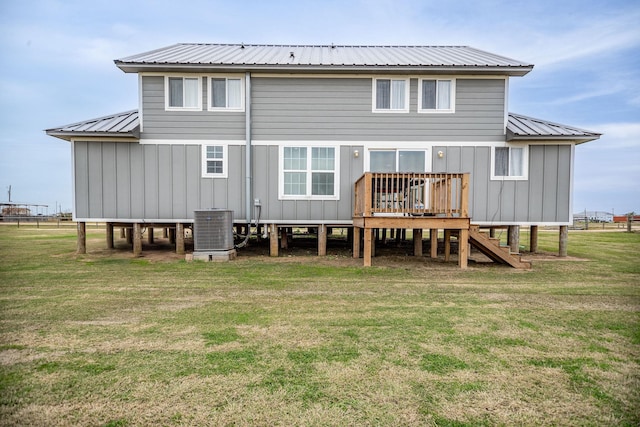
[1, 0, 639, 216]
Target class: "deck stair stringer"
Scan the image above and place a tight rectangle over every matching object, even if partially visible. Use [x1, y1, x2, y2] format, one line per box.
[468, 225, 532, 269]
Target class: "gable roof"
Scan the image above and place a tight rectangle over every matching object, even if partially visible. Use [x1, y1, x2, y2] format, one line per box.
[46, 110, 140, 141]
[507, 113, 601, 144]
[115, 43, 533, 76]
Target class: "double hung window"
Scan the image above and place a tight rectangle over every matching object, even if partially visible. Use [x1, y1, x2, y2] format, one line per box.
[419, 79, 455, 112]
[281, 146, 338, 199]
[209, 76, 244, 111]
[166, 76, 201, 110]
[373, 78, 409, 112]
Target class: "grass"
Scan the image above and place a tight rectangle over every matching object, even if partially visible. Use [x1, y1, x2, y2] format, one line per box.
[0, 224, 638, 426]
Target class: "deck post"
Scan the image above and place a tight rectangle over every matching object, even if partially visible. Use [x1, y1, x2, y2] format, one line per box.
[353, 227, 361, 258]
[530, 225, 538, 253]
[444, 229, 451, 262]
[430, 229, 438, 258]
[489, 228, 495, 238]
[269, 224, 279, 257]
[318, 224, 327, 256]
[363, 228, 373, 267]
[77, 221, 86, 254]
[458, 228, 468, 269]
[413, 229, 423, 257]
[106, 222, 114, 249]
[148, 227, 154, 245]
[176, 223, 185, 255]
[133, 223, 142, 257]
[559, 225, 568, 257]
[508, 225, 520, 253]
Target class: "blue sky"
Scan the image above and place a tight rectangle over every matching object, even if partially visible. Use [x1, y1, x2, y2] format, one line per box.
[1, 0, 638, 215]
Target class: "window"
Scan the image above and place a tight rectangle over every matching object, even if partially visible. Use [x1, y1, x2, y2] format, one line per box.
[166, 76, 201, 111]
[202, 145, 227, 178]
[373, 78, 409, 112]
[418, 79, 455, 113]
[492, 146, 527, 179]
[209, 76, 244, 111]
[280, 146, 339, 199]
[369, 150, 427, 172]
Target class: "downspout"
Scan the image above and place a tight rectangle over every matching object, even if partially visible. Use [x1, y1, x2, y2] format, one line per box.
[236, 71, 252, 248]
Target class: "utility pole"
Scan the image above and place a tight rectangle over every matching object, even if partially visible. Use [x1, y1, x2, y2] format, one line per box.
[7, 185, 11, 202]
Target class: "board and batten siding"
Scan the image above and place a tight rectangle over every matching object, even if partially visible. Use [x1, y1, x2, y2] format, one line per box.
[251, 77, 506, 141]
[432, 144, 573, 223]
[252, 145, 364, 224]
[73, 141, 362, 223]
[73, 141, 245, 220]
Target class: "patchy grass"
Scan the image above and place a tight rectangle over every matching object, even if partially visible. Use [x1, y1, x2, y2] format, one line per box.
[0, 225, 638, 426]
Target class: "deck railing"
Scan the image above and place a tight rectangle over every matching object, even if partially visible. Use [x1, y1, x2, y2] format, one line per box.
[354, 172, 469, 218]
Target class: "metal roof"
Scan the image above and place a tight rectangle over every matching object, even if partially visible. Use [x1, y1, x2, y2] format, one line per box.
[46, 110, 140, 141]
[507, 113, 600, 143]
[115, 43, 534, 75]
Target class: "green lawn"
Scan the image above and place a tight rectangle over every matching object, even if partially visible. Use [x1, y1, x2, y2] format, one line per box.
[0, 225, 638, 426]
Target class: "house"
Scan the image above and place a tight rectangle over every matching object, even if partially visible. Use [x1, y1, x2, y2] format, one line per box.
[46, 43, 600, 267]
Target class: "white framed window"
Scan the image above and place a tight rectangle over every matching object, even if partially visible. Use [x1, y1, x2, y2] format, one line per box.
[372, 78, 410, 113]
[165, 76, 202, 111]
[208, 75, 245, 111]
[491, 145, 528, 180]
[369, 149, 427, 172]
[279, 145, 339, 200]
[202, 144, 228, 178]
[418, 78, 455, 113]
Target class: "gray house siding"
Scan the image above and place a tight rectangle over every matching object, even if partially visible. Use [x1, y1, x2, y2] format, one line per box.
[140, 76, 245, 140]
[252, 77, 506, 141]
[432, 144, 572, 223]
[73, 141, 246, 220]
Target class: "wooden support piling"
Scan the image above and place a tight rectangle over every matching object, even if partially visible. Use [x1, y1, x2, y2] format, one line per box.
[175, 223, 185, 255]
[77, 222, 86, 254]
[106, 223, 114, 249]
[530, 225, 538, 253]
[444, 229, 452, 262]
[318, 224, 327, 256]
[559, 225, 568, 257]
[508, 225, 520, 253]
[458, 228, 468, 269]
[430, 229, 438, 258]
[133, 223, 142, 257]
[353, 227, 361, 258]
[269, 224, 279, 257]
[148, 227, 154, 244]
[413, 229, 423, 257]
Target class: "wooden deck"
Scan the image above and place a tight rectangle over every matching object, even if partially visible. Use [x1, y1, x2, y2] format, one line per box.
[352, 172, 470, 267]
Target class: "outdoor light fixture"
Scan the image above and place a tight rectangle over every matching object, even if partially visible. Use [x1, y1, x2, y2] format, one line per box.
[354, 150, 359, 158]
[438, 150, 444, 158]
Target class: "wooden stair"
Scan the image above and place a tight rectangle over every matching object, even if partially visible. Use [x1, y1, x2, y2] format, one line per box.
[468, 225, 532, 269]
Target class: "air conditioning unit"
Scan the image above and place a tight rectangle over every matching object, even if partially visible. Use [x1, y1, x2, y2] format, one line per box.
[193, 209, 236, 261]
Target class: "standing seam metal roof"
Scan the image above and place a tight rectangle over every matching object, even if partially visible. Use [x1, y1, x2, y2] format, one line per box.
[115, 43, 533, 71]
[507, 113, 600, 142]
[45, 110, 140, 140]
